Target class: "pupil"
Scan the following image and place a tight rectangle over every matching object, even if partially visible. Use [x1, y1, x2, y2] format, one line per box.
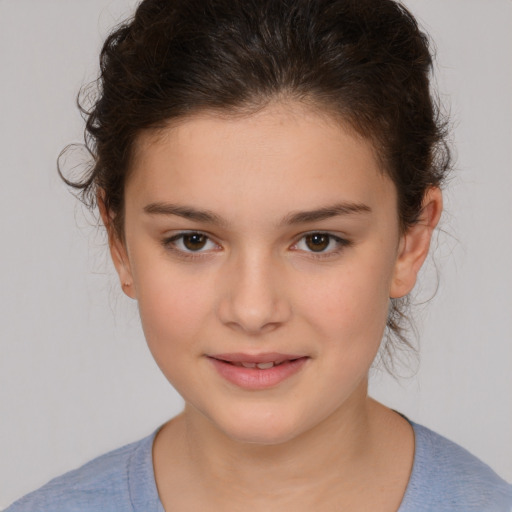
[184, 233, 207, 251]
[306, 234, 329, 252]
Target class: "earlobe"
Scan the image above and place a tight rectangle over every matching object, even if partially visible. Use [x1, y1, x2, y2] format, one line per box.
[390, 187, 443, 299]
[109, 237, 136, 299]
[97, 192, 136, 300]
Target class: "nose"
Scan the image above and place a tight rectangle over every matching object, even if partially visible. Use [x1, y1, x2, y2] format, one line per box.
[216, 250, 292, 335]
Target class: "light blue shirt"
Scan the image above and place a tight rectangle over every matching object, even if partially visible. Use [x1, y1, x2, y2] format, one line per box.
[6, 421, 512, 511]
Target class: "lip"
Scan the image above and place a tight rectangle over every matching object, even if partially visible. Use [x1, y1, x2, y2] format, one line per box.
[210, 352, 305, 364]
[207, 353, 309, 390]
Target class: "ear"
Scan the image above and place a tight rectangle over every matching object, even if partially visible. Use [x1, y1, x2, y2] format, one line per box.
[97, 192, 136, 299]
[390, 187, 443, 299]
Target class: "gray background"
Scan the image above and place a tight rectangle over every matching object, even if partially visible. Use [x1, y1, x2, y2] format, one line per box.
[1, 0, 511, 507]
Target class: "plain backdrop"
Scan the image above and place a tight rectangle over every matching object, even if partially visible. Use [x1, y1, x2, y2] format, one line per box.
[1, 0, 511, 507]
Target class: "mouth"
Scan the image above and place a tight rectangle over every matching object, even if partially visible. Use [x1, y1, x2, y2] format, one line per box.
[207, 353, 309, 389]
[232, 360, 287, 369]
[209, 352, 306, 366]
[214, 359, 300, 369]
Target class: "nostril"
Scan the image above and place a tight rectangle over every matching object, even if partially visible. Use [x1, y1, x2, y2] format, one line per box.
[216, 270, 292, 334]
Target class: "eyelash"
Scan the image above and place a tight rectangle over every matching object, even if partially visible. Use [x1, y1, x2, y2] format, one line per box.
[161, 231, 352, 260]
[162, 231, 221, 260]
[290, 232, 352, 259]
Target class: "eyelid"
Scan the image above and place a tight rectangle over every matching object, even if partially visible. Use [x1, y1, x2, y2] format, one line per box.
[290, 231, 352, 258]
[162, 230, 222, 257]
[161, 230, 352, 261]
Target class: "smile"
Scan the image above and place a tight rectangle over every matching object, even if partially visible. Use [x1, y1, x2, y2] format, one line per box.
[207, 353, 309, 390]
[235, 361, 284, 369]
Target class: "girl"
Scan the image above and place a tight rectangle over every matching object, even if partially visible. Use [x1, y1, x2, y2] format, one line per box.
[4, 0, 511, 510]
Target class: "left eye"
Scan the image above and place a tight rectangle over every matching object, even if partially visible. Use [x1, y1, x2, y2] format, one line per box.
[293, 233, 347, 254]
[165, 232, 218, 253]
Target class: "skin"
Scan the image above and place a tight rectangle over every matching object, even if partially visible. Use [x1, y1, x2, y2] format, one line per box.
[102, 101, 442, 511]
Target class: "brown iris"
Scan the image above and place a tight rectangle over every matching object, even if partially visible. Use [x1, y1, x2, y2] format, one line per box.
[183, 233, 208, 251]
[305, 233, 330, 252]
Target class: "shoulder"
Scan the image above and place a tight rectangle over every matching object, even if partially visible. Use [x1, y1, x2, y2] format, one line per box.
[5, 431, 163, 512]
[399, 421, 512, 512]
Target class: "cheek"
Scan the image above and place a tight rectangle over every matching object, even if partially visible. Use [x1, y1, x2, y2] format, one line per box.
[134, 269, 217, 398]
[298, 259, 393, 343]
[131, 256, 214, 356]
[298, 264, 393, 399]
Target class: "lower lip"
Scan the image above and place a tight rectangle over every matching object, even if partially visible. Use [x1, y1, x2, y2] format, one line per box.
[208, 357, 309, 390]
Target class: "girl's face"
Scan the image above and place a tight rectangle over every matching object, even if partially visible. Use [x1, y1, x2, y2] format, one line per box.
[110, 102, 435, 444]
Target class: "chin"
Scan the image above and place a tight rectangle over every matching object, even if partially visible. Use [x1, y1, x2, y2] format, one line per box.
[210, 405, 313, 446]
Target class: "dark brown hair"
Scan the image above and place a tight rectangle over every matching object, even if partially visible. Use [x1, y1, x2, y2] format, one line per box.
[61, 0, 451, 369]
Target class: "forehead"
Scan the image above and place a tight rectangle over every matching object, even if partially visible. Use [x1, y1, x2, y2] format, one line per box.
[126, 102, 395, 219]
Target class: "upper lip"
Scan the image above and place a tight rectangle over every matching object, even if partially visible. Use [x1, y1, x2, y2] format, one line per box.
[208, 352, 306, 364]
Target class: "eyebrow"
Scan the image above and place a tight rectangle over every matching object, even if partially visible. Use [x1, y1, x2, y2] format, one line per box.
[281, 202, 372, 224]
[144, 202, 227, 226]
[143, 201, 371, 226]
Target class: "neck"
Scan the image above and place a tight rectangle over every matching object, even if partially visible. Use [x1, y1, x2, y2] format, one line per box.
[170, 381, 378, 500]
[153, 380, 414, 511]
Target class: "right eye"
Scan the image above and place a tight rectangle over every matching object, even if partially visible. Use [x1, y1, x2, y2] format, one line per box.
[163, 231, 219, 255]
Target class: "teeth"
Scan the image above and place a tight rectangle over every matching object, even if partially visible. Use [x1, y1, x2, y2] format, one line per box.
[256, 362, 275, 369]
[233, 361, 283, 369]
